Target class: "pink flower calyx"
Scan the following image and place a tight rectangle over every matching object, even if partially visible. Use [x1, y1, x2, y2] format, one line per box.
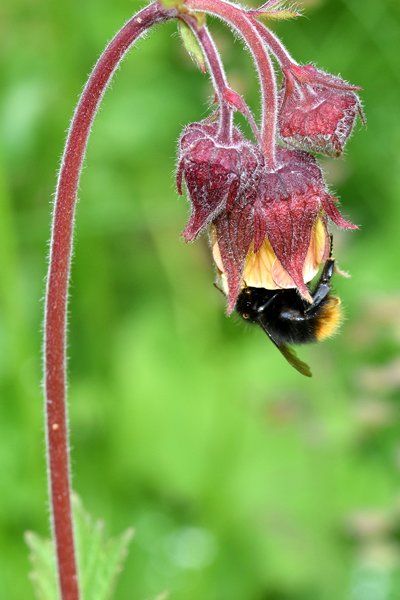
[211, 148, 357, 312]
[176, 120, 264, 242]
[279, 63, 364, 157]
[173, 3, 362, 316]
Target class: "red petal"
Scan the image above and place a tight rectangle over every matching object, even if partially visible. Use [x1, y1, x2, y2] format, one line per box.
[183, 191, 227, 242]
[322, 194, 358, 230]
[253, 199, 268, 253]
[226, 177, 240, 212]
[292, 64, 362, 91]
[264, 192, 319, 303]
[215, 202, 254, 313]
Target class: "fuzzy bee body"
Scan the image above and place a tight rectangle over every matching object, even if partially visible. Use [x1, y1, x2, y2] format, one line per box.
[235, 259, 342, 377]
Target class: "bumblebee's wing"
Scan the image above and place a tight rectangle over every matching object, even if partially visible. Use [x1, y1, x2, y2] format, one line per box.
[275, 342, 312, 378]
[257, 320, 312, 378]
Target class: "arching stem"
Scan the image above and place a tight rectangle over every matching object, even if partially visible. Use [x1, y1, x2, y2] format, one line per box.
[199, 27, 233, 142]
[250, 17, 297, 68]
[181, 16, 233, 143]
[44, 4, 175, 599]
[186, 0, 278, 168]
[188, 20, 261, 142]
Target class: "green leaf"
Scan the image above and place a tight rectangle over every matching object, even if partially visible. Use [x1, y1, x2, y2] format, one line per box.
[25, 531, 59, 600]
[178, 21, 207, 74]
[25, 494, 134, 600]
[73, 494, 134, 600]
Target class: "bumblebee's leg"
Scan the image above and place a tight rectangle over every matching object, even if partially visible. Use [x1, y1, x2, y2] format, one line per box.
[328, 234, 333, 259]
[213, 281, 224, 295]
[305, 259, 335, 314]
[317, 258, 335, 287]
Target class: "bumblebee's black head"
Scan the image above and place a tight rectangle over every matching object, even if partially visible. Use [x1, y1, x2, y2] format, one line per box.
[235, 258, 342, 376]
[235, 287, 278, 323]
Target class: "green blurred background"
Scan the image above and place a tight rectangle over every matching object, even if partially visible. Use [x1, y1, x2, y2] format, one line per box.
[1, 0, 400, 598]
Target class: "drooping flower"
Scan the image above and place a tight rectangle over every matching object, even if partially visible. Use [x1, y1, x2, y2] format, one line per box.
[176, 120, 264, 241]
[212, 216, 327, 298]
[279, 64, 363, 157]
[211, 147, 358, 312]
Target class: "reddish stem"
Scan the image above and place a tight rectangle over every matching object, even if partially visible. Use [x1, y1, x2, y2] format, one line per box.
[250, 18, 297, 68]
[181, 16, 233, 142]
[44, 4, 175, 599]
[186, 17, 261, 142]
[186, 0, 278, 168]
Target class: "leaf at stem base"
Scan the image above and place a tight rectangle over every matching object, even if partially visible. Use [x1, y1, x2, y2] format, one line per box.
[25, 494, 134, 600]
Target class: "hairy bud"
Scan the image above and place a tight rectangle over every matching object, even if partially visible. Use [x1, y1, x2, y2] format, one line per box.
[279, 64, 363, 157]
[176, 121, 263, 241]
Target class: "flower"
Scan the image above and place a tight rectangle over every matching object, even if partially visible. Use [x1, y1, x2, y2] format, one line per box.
[210, 148, 358, 312]
[212, 216, 327, 295]
[177, 124, 358, 315]
[176, 121, 264, 241]
[279, 64, 363, 157]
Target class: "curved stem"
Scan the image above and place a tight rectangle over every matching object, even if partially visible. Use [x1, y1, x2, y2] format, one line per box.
[186, 0, 278, 168]
[44, 4, 175, 599]
[185, 16, 261, 142]
[250, 18, 297, 68]
[181, 16, 233, 142]
[194, 26, 233, 143]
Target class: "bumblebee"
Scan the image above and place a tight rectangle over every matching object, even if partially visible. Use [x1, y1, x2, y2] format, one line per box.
[235, 257, 342, 377]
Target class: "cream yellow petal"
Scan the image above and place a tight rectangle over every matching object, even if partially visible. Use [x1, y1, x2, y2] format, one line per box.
[212, 218, 328, 296]
[242, 238, 276, 288]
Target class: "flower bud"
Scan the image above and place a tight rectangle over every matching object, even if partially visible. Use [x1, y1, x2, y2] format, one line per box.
[176, 121, 263, 241]
[279, 64, 363, 157]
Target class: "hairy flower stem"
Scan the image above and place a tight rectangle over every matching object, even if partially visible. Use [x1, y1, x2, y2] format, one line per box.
[190, 21, 260, 141]
[182, 17, 233, 142]
[187, 0, 278, 168]
[250, 18, 297, 68]
[44, 4, 175, 599]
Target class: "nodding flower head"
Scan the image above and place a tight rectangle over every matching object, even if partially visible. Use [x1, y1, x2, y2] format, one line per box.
[173, 10, 362, 318]
[279, 64, 363, 157]
[210, 148, 358, 312]
[176, 120, 264, 242]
